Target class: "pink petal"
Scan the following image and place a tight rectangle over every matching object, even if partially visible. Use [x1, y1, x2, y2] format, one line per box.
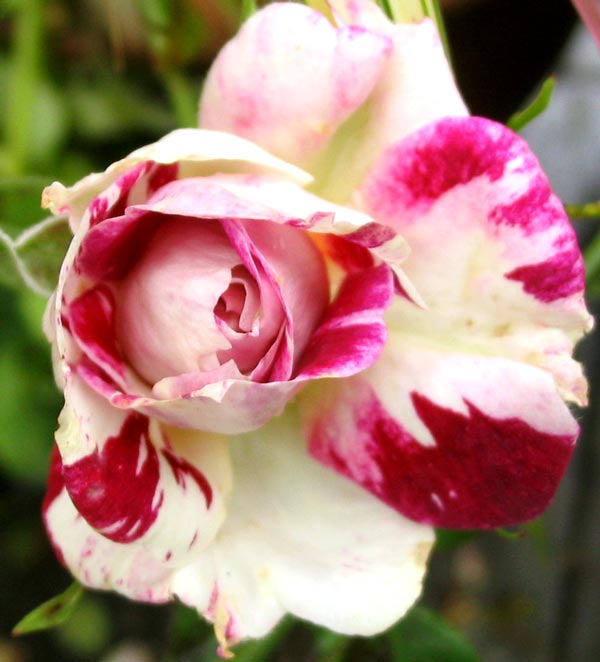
[190, 174, 415, 297]
[67, 285, 126, 382]
[296, 264, 393, 379]
[116, 218, 238, 384]
[42, 129, 311, 231]
[360, 116, 591, 403]
[304, 345, 579, 529]
[199, 3, 391, 168]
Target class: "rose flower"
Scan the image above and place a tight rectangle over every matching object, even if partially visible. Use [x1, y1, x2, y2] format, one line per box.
[41, 0, 591, 651]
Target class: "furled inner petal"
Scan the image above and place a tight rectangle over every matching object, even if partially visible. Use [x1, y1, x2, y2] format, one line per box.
[214, 262, 283, 375]
[116, 218, 239, 384]
[115, 207, 329, 389]
[215, 265, 260, 334]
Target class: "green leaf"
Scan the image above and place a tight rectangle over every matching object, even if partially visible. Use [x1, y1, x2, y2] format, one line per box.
[0, 228, 22, 290]
[387, 606, 480, 662]
[583, 227, 600, 288]
[0, 216, 71, 295]
[12, 582, 84, 636]
[507, 77, 555, 132]
[495, 527, 526, 541]
[13, 215, 72, 294]
[0, 175, 51, 237]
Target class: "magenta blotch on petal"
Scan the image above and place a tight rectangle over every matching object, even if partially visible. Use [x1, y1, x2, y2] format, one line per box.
[305, 349, 579, 529]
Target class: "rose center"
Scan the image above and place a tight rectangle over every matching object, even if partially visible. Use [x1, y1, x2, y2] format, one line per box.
[214, 265, 260, 335]
[116, 214, 329, 388]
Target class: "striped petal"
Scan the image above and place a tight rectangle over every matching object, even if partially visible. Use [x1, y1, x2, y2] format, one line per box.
[304, 341, 579, 529]
[49, 375, 231, 567]
[199, 4, 466, 204]
[358, 116, 591, 403]
[42, 129, 311, 231]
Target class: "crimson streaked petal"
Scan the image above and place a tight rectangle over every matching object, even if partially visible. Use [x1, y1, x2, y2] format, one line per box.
[361, 116, 587, 309]
[304, 344, 579, 529]
[359, 117, 591, 402]
[54, 376, 229, 562]
[296, 264, 393, 379]
[67, 285, 126, 383]
[44, 483, 174, 603]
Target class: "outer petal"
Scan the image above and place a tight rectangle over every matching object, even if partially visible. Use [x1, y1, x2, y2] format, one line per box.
[304, 341, 579, 529]
[171, 412, 434, 648]
[199, 3, 392, 169]
[44, 449, 174, 603]
[52, 375, 231, 564]
[311, 16, 467, 203]
[199, 4, 465, 203]
[42, 128, 311, 231]
[358, 117, 592, 403]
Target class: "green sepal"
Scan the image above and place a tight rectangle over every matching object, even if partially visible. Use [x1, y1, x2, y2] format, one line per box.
[241, 0, 257, 21]
[387, 605, 480, 661]
[507, 77, 555, 132]
[566, 200, 600, 219]
[435, 528, 477, 550]
[495, 527, 526, 541]
[0, 216, 71, 296]
[12, 582, 84, 636]
[583, 228, 600, 297]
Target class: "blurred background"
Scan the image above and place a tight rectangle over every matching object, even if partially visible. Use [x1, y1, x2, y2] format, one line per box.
[1, 1, 599, 660]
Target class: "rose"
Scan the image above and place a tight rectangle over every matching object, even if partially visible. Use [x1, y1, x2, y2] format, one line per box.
[42, 0, 591, 651]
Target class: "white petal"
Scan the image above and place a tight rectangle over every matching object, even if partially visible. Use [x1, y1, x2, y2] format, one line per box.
[172, 411, 433, 645]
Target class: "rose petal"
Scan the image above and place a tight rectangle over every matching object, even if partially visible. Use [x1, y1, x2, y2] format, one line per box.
[52, 375, 230, 563]
[44, 462, 175, 603]
[359, 116, 592, 403]
[304, 341, 579, 529]
[188, 174, 417, 300]
[199, 3, 391, 169]
[42, 129, 312, 231]
[296, 264, 393, 379]
[171, 412, 433, 646]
